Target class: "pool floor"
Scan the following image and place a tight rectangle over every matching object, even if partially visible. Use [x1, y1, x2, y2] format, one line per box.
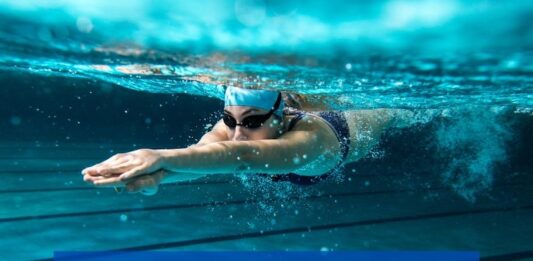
[1, 142, 532, 260]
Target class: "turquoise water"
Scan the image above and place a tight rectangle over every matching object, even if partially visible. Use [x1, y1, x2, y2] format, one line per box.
[0, 1, 532, 260]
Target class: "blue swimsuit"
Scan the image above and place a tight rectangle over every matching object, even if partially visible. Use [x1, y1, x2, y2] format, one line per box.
[265, 110, 351, 185]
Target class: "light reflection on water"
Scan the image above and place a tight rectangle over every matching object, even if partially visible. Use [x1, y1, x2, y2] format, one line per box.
[0, 0, 531, 110]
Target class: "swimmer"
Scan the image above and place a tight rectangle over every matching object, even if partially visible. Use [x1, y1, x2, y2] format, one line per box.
[82, 86, 412, 195]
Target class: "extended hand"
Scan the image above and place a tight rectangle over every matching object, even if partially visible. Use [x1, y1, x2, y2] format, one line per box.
[83, 169, 166, 196]
[81, 149, 165, 185]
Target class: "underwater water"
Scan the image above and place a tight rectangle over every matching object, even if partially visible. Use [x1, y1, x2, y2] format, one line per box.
[0, 0, 532, 260]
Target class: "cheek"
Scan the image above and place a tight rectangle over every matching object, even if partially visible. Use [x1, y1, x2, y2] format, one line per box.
[226, 128, 235, 139]
[226, 126, 276, 140]
[252, 127, 276, 139]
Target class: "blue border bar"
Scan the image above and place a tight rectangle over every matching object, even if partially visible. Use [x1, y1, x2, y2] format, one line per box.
[55, 251, 479, 261]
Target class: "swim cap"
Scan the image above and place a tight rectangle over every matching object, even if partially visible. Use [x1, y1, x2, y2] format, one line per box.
[224, 86, 284, 116]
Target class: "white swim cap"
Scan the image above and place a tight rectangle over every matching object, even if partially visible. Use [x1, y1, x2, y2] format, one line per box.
[224, 86, 284, 116]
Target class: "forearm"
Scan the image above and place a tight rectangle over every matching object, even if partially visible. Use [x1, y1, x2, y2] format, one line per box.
[158, 145, 256, 174]
[158, 140, 308, 175]
[160, 170, 208, 184]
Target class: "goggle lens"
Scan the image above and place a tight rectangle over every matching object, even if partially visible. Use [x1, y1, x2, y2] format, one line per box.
[223, 114, 267, 129]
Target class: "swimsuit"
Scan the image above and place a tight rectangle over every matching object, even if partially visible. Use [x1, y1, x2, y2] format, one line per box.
[265, 110, 351, 185]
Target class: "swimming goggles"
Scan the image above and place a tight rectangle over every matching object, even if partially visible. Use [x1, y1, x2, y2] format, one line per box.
[223, 93, 282, 129]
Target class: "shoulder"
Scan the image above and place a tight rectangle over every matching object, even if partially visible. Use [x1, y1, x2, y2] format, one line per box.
[287, 112, 332, 133]
[282, 112, 341, 150]
[194, 119, 229, 146]
[209, 119, 227, 135]
[279, 112, 343, 175]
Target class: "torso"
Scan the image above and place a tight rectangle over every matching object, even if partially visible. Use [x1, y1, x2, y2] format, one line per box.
[281, 109, 348, 176]
[284, 109, 378, 166]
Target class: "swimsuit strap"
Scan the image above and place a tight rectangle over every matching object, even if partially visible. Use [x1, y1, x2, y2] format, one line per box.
[287, 111, 306, 132]
[315, 111, 351, 162]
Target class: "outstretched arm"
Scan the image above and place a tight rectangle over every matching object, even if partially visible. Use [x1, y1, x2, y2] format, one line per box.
[151, 116, 341, 178]
[85, 116, 340, 187]
[83, 119, 229, 186]
[83, 114, 341, 187]
[128, 126, 339, 181]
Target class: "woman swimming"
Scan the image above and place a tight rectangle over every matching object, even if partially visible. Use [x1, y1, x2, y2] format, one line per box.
[82, 86, 409, 195]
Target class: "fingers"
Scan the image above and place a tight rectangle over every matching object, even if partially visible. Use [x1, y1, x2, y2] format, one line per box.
[82, 156, 119, 174]
[83, 174, 100, 183]
[82, 156, 161, 196]
[86, 165, 147, 187]
[81, 154, 130, 176]
[92, 176, 124, 187]
[83, 159, 129, 176]
[97, 161, 142, 177]
[119, 165, 147, 181]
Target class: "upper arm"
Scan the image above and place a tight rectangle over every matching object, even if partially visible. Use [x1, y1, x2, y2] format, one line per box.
[237, 115, 342, 175]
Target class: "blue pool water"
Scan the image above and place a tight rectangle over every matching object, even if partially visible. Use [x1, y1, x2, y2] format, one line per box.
[0, 1, 532, 260]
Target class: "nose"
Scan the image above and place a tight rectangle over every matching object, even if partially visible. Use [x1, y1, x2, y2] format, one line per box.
[232, 126, 248, 141]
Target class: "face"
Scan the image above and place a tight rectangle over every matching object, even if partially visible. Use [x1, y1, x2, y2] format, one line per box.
[223, 106, 284, 141]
